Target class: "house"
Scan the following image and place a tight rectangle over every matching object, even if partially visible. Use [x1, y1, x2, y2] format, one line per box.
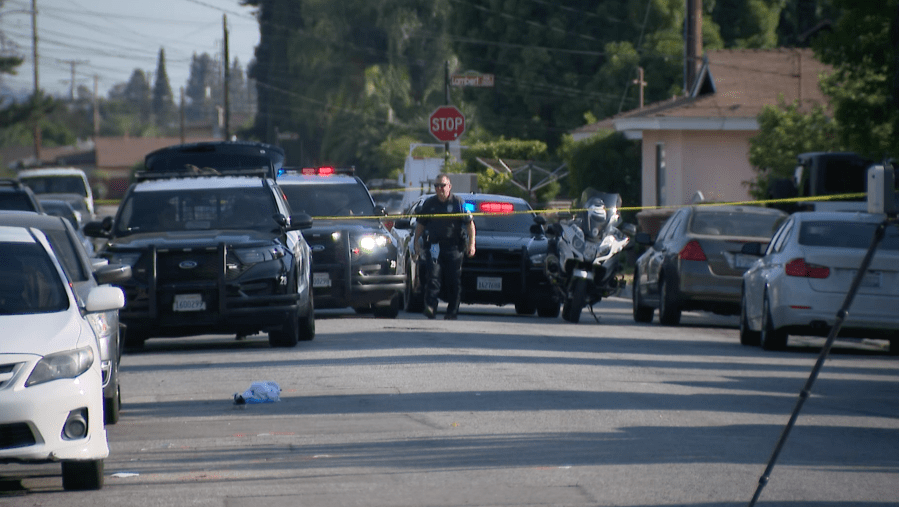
[571, 48, 833, 213]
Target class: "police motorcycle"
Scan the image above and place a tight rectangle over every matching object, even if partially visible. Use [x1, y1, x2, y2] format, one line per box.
[544, 188, 636, 323]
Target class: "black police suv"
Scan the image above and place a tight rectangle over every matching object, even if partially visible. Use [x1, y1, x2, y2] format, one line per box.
[276, 167, 405, 318]
[85, 142, 314, 348]
[395, 193, 560, 317]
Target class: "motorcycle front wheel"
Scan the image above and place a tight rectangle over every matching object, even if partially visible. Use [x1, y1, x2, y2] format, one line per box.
[562, 278, 587, 323]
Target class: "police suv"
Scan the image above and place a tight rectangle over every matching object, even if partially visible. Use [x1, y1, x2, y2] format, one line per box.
[85, 141, 315, 348]
[276, 167, 405, 317]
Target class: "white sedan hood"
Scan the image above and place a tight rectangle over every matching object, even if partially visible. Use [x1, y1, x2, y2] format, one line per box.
[0, 311, 88, 357]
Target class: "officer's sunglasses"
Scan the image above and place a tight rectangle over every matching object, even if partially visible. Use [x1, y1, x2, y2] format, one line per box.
[434, 183, 448, 188]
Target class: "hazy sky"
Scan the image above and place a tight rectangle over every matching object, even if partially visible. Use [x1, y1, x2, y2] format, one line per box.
[0, 0, 260, 99]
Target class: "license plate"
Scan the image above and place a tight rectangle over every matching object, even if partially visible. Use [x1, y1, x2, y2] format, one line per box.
[313, 272, 331, 288]
[173, 293, 206, 312]
[477, 277, 502, 291]
[851, 270, 881, 288]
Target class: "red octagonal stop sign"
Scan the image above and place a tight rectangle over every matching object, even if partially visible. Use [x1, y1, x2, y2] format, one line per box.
[429, 105, 465, 142]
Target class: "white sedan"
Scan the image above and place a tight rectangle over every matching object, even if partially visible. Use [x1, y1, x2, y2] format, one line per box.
[740, 211, 899, 352]
[0, 226, 124, 490]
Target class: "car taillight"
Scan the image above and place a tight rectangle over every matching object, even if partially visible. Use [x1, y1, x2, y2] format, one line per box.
[679, 240, 707, 261]
[785, 258, 830, 278]
[479, 202, 514, 213]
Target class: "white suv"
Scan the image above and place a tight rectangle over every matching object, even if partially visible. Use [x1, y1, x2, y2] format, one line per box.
[17, 167, 95, 219]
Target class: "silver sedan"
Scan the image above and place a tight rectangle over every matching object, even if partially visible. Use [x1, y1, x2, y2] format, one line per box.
[740, 211, 899, 352]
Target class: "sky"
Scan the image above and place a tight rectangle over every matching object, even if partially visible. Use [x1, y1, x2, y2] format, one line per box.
[0, 0, 260, 99]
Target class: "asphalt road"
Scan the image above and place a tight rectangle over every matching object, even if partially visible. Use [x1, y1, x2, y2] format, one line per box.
[2, 298, 897, 506]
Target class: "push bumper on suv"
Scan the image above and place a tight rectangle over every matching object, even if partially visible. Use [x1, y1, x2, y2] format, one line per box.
[461, 245, 553, 305]
[117, 244, 307, 337]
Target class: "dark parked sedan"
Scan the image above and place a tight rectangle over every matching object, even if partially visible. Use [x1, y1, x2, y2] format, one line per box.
[632, 205, 787, 325]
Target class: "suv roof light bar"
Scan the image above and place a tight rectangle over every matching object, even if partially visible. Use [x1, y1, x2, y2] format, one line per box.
[135, 168, 270, 182]
[279, 166, 355, 177]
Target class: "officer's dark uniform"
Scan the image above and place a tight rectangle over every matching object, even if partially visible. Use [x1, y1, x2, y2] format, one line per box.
[418, 193, 472, 318]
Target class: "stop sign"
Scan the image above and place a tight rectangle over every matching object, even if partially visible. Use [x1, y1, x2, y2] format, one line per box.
[429, 105, 465, 142]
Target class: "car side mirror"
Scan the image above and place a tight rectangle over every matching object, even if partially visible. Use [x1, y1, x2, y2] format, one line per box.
[393, 218, 412, 230]
[374, 205, 387, 216]
[94, 263, 132, 285]
[84, 217, 112, 238]
[635, 232, 652, 245]
[533, 215, 547, 226]
[741, 242, 763, 256]
[288, 213, 313, 230]
[621, 223, 637, 236]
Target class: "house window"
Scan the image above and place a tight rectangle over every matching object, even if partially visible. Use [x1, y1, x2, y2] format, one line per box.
[655, 142, 666, 207]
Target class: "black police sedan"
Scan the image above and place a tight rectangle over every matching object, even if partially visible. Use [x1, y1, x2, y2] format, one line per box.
[395, 193, 560, 317]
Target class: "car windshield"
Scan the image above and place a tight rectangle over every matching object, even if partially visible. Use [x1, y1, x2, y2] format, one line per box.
[468, 200, 536, 233]
[19, 176, 88, 197]
[116, 187, 277, 233]
[689, 210, 784, 238]
[281, 183, 376, 217]
[799, 221, 899, 250]
[0, 242, 68, 315]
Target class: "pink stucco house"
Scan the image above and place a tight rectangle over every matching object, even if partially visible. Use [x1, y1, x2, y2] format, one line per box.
[571, 48, 832, 210]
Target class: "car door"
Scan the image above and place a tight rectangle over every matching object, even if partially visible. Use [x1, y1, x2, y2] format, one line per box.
[745, 218, 793, 324]
[644, 209, 685, 298]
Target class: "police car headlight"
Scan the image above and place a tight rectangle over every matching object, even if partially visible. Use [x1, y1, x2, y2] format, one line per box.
[26, 347, 94, 387]
[358, 234, 388, 253]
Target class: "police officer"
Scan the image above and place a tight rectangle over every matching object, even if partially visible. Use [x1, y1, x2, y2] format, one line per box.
[413, 174, 476, 320]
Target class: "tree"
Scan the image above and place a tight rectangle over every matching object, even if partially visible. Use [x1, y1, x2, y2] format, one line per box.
[185, 53, 215, 123]
[813, 0, 899, 159]
[152, 48, 175, 129]
[746, 99, 839, 199]
[559, 131, 641, 216]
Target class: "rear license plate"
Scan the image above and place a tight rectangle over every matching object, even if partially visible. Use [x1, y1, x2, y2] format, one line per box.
[313, 272, 331, 288]
[851, 270, 881, 288]
[173, 293, 206, 312]
[477, 277, 502, 291]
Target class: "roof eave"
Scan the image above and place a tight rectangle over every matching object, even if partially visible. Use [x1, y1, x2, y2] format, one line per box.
[613, 117, 759, 132]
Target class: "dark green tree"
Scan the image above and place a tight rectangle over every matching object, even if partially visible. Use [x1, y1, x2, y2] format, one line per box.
[152, 48, 175, 128]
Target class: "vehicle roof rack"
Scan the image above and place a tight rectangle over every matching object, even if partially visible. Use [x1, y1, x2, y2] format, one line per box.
[135, 168, 269, 182]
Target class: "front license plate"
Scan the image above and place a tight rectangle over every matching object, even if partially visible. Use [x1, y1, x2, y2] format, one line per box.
[477, 277, 502, 291]
[313, 272, 331, 288]
[173, 293, 206, 312]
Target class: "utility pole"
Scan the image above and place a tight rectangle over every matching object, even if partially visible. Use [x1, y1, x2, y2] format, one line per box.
[31, 0, 41, 163]
[223, 14, 230, 141]
[180, 86, 186, 143]
[444, 60, 450, 166]
[93, 75, 100, 137]
[632, 67, 647, 108]
[59, 58, 88, 101]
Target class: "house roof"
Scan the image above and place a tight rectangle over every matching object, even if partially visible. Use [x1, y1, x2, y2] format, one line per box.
[93, 136, 219, 169]
[572, 48, 833, 138]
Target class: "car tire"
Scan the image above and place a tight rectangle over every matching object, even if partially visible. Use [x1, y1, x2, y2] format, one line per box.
[632, 268, 654, 323]
[739, 289, 760, 346]
[403, 259, 424, 313]
[514, 301, 537, 315]
[562, 278, 586, 324]
[269, 308, 300, 347]
[123, 329, 147, 350]
[760, 292, 787, 351]
[104, 383, 121, 425]
[298, 292, 315, 341]
[373, 294, 400, 318]
[62, 460, 103, 491]
[536, 299, 560, 318]
[658, 274, 682, 326]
